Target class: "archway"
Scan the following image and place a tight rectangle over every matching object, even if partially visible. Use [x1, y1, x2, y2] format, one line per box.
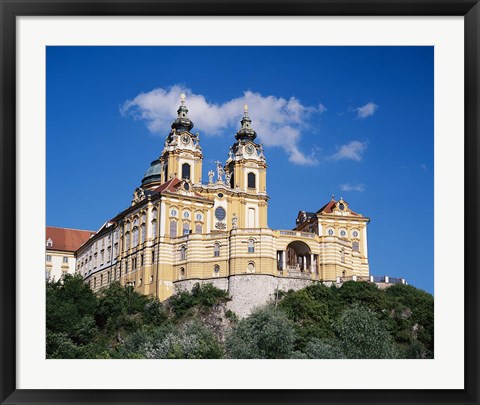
[285, 240, 312, 272]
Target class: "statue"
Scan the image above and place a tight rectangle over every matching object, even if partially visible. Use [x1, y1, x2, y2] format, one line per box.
[208, 170, 214, 184]
[225, 170, 231, 186]
[228, 147, 234, 159]
[232, 213, 238, 230]
[215, 161, 224, 183]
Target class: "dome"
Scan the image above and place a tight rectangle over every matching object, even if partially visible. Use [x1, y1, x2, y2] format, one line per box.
[141, 159, 161, 186]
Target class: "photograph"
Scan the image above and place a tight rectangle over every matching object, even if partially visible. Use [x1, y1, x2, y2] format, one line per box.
[45, 46, 434, 360]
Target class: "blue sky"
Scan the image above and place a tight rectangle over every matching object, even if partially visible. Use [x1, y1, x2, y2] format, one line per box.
[47, 46, 433, 294]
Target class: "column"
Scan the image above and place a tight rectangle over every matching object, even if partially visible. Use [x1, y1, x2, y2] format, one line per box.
[310, 254, 315, 273]
[282, 251, 286, 270]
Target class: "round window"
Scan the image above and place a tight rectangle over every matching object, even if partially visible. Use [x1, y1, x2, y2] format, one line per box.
[353, 231, 359, 238]
[340, 230, 346, 237]
[215, 207, 226, 221]
[339, 203, 345, 211]
[184, 183, 190, 191]
[195, 213, 202, 221]
[247, 262, 255, 272]
[217, 193, 224, 198]
[328, 229, 334, 236]
[183, 211, 190, 219]
[214, 265, 220, 273]
[171, 209, 177, 217]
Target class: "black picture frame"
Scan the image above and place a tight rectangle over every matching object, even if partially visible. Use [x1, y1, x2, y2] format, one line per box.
[1, 1, 478, 404]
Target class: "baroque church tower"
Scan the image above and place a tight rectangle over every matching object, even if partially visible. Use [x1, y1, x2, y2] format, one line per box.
[159, 93, 203, 185]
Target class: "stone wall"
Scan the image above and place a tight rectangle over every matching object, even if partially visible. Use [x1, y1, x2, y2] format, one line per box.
[174, 274, 332, 318]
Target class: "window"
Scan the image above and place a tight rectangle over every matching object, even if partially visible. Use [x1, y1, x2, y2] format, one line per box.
[195, 224, 202, 234]
[247, 172, 256, 188]
[183, 211, 190, 219]
[46, 238, 53, 247]
[141, 224, 146, 243]
[100, 251, 104, 264]
[213, 243, 220, 257]
[142, 213, 147, 223]
[340, 249, 345, 263]
[132, 257, 136, 271]
[352, 241, 359, 252]
[133, 227, 139, 247]
[195, 213, 202, 221]
[180, 245, 187, 261]
[170, 220, 177, 238]
[215, 207, 226, 221]
[107, 272, 111, 283]
[62, 256, 68, 263]
[107, 247, 111, 262]
[94, 277, 97, 289]
[248, 239, 255, 253]
[171, 208, 178, 217]
[151, 221, 157, 239]
[141, 254, 144, 266]
[340, 230, 346, 237]
[353, 230, 359, 238]
[183, 223, 190, 235]
[327, 229, 334, 236]
[152, 208, 158, 220]
[214, 264, 220, 274]
[46, 255, 52, 262]
[180, 267, 185, 278]
[125, 233, 130, 249]
[114, 243, 118, 257]
[181, 163, 191, 180]
[152, 250, 155, 263]
[45, 269, 51, 280]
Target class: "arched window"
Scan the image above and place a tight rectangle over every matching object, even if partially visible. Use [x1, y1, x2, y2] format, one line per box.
[247, 172, 256, 189]
[151, 220, 157, 239]
[125, 233, 130, 250]
[133, 227, 139, 246]
[181, 163, 191, 180]
[183, 223, 190, 235]
[248, 239, 255, 253]
[213, 243, 220, 257]
[213, 264, 220, 274]
[180, 267, 186, 278]
[352, 241, 359, 252]
[195, 223, 202, 234]
[141, 224, 146, 243]
[170, 220, 177, 238]
[180, 245, 187, 261]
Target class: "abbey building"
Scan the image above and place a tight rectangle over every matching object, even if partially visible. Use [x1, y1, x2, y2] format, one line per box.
[76, 95, 370, 316]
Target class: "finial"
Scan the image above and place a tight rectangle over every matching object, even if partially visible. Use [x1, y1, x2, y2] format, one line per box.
[180, 93, 186, 105]
[243, 104, 249, 116]
[331, 194, 335, 200]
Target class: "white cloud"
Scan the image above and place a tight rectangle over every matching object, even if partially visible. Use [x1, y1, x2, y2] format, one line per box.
[331, 140, 367, 162]
[355, 102, 378, 119]
[340, 183, 365, 192]
[121, 85, 325, 165]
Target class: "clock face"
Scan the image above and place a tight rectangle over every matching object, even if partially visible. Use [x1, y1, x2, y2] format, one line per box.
[181, 134, 190, 145]
[245, 144, 255, 155]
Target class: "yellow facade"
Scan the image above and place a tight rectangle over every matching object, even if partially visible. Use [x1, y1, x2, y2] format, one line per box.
[77, 96, 370, 305]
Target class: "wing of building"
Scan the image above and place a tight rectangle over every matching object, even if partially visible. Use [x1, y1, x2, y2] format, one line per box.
[75, 96, 371, 316]
[45, 226, 95, 281]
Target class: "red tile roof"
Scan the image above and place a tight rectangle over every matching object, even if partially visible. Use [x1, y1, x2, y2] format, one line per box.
[152, 178, 203, 198]
[46, 226, 96, 252]
[317, 199, 360, 216]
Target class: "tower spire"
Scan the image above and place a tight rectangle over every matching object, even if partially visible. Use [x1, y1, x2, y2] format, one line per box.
[235, 104, 257, 142]
[171, 93, 194, 132]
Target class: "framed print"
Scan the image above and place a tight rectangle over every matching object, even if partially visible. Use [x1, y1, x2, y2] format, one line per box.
[1, 0, 479, 404]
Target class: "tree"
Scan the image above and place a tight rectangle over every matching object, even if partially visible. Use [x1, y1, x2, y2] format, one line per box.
[226, 306, 296, 359]
[334, 305, 399, 359]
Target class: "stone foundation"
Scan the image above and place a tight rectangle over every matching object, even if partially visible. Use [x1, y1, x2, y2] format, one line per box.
[174, 274, 332, 318]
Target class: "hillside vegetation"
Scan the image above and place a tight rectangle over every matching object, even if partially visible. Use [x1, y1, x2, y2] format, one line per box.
[46, 275, 433, 359]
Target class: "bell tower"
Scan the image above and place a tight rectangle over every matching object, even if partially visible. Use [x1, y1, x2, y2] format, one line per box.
[159, 94, 203, 185]
[225, 105, 268, 228]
